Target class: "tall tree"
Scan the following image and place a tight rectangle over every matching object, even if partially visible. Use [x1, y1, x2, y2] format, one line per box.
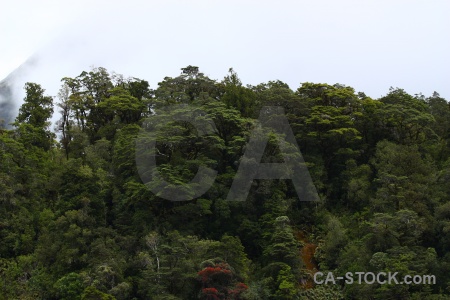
[14, 82, 55, 150]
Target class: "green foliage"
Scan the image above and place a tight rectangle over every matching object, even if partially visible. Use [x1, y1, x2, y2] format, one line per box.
[15, 82, 54, 128]
[54, 272, 85, 300]
[371, 140, 436, 215]
[316, 216, 348, 270]
[81, 286, 115, 300]
[13, 82, 55, 150]
[1, 66, 450, 299]
[298, 284, 344, 299]
[221, 68, 257, 117]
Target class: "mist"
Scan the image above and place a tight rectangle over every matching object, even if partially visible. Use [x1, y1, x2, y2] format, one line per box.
[1, 0, 449, 127]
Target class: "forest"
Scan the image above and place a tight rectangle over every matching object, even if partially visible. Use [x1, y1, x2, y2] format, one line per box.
[1, 65, 450, 299]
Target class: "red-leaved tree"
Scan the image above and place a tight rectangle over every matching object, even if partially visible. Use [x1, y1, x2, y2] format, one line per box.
[198, 260, 248, 299]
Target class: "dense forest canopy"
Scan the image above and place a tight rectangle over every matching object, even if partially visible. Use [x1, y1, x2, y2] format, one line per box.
[1, 66, 450, 299]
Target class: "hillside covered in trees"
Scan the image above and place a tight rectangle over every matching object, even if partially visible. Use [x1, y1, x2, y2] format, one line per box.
[1, 66, 450, 299]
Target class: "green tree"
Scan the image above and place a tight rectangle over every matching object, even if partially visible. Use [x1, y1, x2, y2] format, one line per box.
[378, 87, 436, 145]
[220, 68, 257, 117]
[262, 216, 302, 297]
[14, 82, 55, 150]
[155, 65, 221, 105]
[371, 140, 436, 216]
[81, 286, 115, 300]
[15, 82, 53, 128]
[54, 272, 85, 300]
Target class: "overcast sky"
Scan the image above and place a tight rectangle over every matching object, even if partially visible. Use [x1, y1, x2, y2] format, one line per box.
[1, 0, 449, 116]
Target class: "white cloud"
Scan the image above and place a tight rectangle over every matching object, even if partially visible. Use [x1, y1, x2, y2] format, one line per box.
[1, 0, 449, 115]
